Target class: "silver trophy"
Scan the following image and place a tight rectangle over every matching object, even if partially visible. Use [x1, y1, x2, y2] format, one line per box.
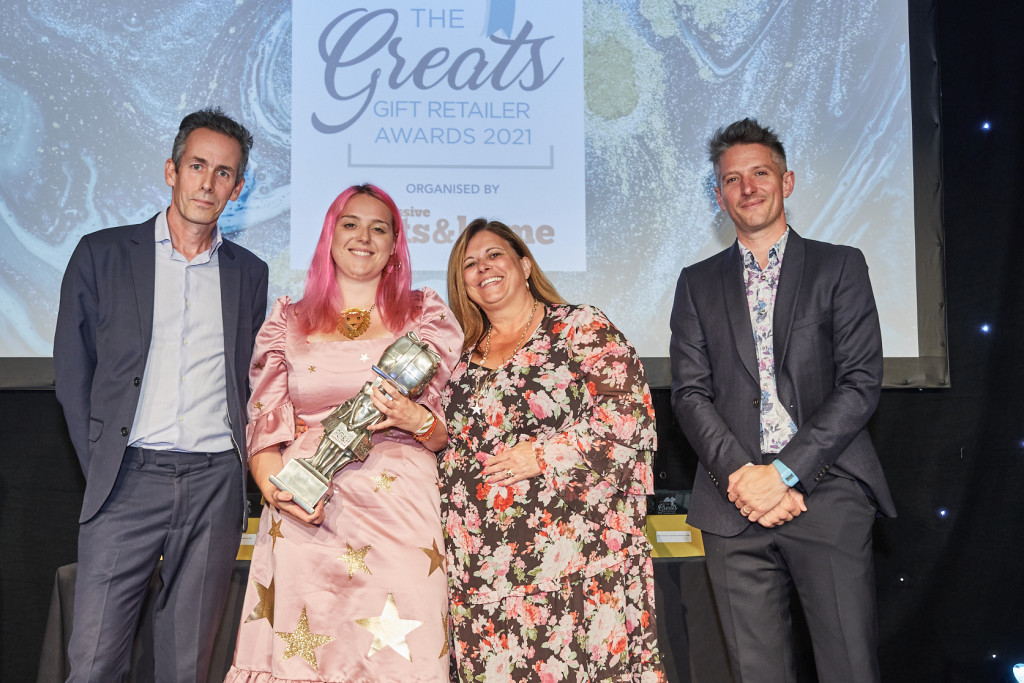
[269, 331, 441, 513]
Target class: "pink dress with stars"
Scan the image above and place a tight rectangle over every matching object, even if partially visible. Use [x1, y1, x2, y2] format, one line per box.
[225, 288, 463, 683]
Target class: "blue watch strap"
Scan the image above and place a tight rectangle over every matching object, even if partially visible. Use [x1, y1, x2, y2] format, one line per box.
[772, 458, 799, 486]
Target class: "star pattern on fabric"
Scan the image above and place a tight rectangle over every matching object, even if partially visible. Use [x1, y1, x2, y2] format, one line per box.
[359, 353, 370, 363]
[268, 516, 284, 552]
[253, 400, 264, 411]
[253, 361, 265, 370]
[276, 605, 335, 670]
[245, 576, 275, 626]
[308, 365, 316, 373]
[355, 593, 422, 661]
[439, 611, 450, 659]
[439, 312, 447, 320]
[420, 539, 445, 576]
[372, 469, 398, 493]
[338, 542, 373, 579]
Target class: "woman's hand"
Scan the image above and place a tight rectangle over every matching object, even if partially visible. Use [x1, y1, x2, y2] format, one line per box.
[250, 448, 327, 527]
[367, 379, 432, 435]
[483, 440, 543, 486]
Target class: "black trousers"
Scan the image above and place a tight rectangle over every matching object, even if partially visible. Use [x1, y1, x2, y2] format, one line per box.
[702, 475, 880, 683]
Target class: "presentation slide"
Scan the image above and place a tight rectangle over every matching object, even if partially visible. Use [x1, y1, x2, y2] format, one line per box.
[0, 0, 916, 375]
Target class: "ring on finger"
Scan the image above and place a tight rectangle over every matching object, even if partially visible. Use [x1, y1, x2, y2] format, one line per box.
[505, 469, 514, 478]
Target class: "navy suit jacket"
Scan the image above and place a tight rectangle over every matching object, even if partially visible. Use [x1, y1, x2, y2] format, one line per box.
[670, 230, 896, 537]
[54, 214, 269, 525]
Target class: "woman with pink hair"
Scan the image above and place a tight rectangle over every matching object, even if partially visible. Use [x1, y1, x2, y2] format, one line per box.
[226, 185, 463, 682]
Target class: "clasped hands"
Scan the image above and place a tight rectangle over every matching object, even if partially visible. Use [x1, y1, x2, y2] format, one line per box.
[727, 464, 807, 528]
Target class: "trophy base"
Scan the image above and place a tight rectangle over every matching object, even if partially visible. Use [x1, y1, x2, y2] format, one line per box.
[269, 459, 330, 514]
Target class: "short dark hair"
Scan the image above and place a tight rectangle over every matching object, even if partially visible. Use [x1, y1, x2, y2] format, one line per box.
[707, 118, 787, 175]
[171, 107, 254, 184]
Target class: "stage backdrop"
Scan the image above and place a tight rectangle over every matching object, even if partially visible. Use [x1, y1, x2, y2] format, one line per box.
[0, 0, 944, 387]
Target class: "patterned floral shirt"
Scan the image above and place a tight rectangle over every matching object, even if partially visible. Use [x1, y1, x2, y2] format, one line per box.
[439, 304, 657, 604]
[740, 229, 798, 454]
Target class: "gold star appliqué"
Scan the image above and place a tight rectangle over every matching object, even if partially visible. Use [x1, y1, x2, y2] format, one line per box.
[276, 605, 334, 670]
[245, 577, 275, 626]
[419, 539, 445, 576]
[355, 593, 422, 661]
[308, 365, 316, 372]
[439, 312, 447, 320]
[253, 361, 265, 370]
[268, 516, 284, 552]
[372, 469, 398, 493]
[253, 400, 264, 411]
[339, 543, 373, 579]
[439, 611, 450, 658]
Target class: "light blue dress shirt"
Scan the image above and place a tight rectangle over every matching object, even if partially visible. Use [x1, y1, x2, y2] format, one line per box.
[129, 210, 233, 453]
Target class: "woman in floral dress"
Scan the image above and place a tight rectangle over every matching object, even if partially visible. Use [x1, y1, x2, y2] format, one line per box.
[440, 219, 664, 682]
[225, 185, 462, 682]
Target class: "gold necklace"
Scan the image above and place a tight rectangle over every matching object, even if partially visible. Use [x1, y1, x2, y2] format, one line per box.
[470, 300, 538, 413]
[338, 303, 376, 339]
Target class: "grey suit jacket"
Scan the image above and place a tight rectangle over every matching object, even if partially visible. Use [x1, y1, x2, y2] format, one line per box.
[54, 214, 269, 525]
[669, 230, 896, 537]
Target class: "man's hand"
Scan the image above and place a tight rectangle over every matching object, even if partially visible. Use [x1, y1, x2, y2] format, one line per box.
[728, 464, 790, 523]
[756, 488, 808, 528]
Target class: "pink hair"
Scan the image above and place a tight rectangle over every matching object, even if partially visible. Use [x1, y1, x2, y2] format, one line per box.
[294, 184, 415, 334]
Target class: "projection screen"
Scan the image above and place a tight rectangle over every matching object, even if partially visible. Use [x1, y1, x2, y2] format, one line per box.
[0, 0, 947, 388]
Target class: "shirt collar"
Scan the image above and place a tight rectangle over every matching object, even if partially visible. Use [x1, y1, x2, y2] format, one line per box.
[739, 226, 790, 271]
[155, 208, 223, 257]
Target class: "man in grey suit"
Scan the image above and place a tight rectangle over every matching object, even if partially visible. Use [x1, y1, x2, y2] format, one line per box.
[54, 108, 268, 682]
[670, 118, 896, 683]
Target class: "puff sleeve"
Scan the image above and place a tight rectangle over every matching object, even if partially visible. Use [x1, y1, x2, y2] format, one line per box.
[413, 287, 465, 424]
[245, 296, 296, 459]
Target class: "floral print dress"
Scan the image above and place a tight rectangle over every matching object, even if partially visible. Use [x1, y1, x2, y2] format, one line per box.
[439, 303, 665, 682]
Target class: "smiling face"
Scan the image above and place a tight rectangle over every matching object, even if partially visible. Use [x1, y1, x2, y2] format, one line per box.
[164, 127, 245, 233]
[461, 229, 532, 313]
[330, 192, 395, 284]
[714, 142, 794, 245]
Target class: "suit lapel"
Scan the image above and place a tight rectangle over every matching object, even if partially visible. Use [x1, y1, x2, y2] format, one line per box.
[219, 240, 241, 368]
[722, 242, 759, 383]
[773, 230, 804, 371]
[129, 219, 156, 353]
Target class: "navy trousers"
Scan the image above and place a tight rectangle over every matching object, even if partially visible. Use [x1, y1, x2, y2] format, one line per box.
[66, 447, 242, 683]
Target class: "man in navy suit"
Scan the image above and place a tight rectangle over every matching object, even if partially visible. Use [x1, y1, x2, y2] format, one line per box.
[670, 118, 896, 683]
[54, 108, 268, 682]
